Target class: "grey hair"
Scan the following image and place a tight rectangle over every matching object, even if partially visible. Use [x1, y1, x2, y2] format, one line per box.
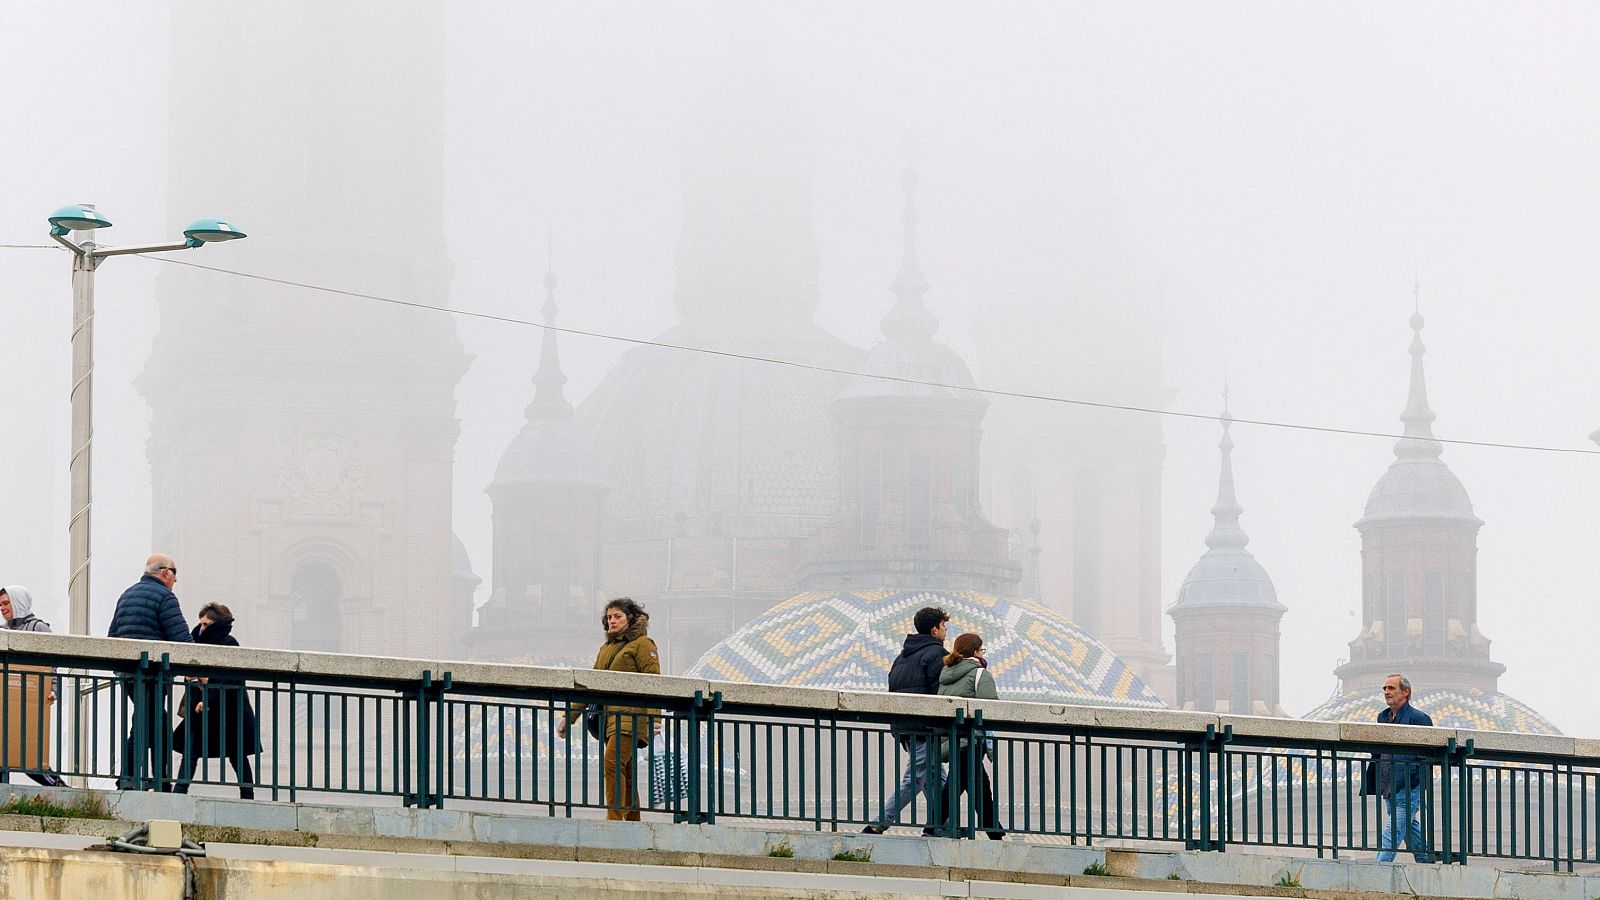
[145, 561, 165, 575]
[1387, 673, 1412, 693]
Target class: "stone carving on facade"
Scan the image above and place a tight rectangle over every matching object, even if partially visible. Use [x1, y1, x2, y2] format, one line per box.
[278, 433, 364, 517]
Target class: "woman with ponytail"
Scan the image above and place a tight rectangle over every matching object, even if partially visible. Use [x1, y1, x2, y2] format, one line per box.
[936, 633, 1004, 839]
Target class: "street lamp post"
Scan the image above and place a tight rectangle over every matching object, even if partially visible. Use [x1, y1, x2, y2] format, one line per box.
[47, 205, 246, 635]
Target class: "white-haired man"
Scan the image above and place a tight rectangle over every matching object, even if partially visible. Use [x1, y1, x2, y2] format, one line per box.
[1371, 674, 1434, 863]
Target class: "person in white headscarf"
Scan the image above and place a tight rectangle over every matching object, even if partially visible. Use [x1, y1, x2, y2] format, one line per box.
[0, 586, 67, 786]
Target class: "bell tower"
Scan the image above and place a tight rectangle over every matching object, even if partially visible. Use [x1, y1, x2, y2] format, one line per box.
[140, 1, 471, 657]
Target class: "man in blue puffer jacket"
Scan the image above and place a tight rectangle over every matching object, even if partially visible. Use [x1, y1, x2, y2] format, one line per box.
[108, 555, 194, 642]
[108, 555, 193, 790]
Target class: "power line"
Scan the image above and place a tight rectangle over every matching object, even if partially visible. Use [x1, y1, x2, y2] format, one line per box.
[0, 243, 58, 250]
[144, 255, 1598, 457]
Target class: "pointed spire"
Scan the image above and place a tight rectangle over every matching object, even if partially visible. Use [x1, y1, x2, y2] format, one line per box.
[1394, 306, 1444, 461]
[880, 163, 940, 341]
[524, 233, 573, 423]
[1205, 389, 1248, 550]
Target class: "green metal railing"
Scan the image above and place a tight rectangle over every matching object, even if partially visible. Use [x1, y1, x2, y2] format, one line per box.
[2, 642, 1596, 870]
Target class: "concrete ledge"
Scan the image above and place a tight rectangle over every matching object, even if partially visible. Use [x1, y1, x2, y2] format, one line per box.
[8, 783, 1600, 900]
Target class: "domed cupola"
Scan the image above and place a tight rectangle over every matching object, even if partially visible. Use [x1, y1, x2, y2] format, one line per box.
[1172, 405, 1283, 614]
[492, 264, 607, 491]
[471, 253, 609, 664]
[797, 166, 1018, 594]
[836, 167, 983, 407]
[1169, 397, 1285, 715]
[1357, 313, 1480, 527]
[690, 588, 1165, 709]
[1330, 306, 1509, 707]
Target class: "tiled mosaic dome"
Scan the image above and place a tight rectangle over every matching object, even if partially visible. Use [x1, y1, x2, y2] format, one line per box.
[688, 589, 1165, 709]
[1303, 686, 1561, 735]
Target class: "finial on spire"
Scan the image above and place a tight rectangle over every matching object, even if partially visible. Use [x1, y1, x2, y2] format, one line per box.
[1395, 307, 1443, 460]
[1205, 394, 1248, 551]
[881, 159, 939, 341]
[525, 234, 572, 424]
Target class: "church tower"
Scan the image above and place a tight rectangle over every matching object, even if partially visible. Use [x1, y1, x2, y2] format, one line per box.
[470, 256, 608, 664]
[798, 168, 1020, 593]
[140, 2, 471, 657]
[574, 76, 863, 674]
[1168, 397, 1285, 715]
[1334, 312, 1503, 693]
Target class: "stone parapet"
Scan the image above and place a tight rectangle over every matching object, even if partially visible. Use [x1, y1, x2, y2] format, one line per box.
[3, 629, 1593, 757]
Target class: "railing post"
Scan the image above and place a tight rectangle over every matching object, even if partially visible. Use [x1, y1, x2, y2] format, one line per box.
[682, 691, 703, 824]
[1197, 725, 1214, 851]
[1195, 724, 1230, 851]
[156, 653, 172, 792]
[129, 651, 152, 791]
[706, 691, 721, 824]
[413, 670, 433, 810]
[965, 709, 985, 839]
[433, 672, 452, 809]
[1458, 738, 1474, 865]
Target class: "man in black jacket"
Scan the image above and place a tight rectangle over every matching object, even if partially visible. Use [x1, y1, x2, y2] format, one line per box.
[108, 555, 193, 790]
[862, 606, 949, 834]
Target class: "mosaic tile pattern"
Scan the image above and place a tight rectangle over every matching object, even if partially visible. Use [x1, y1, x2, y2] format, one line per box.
[687, 589, 1165, 708]
[1303, 686, 1561, 735]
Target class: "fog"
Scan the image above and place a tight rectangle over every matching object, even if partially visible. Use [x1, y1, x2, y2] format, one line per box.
[3, 3, 1596, 733]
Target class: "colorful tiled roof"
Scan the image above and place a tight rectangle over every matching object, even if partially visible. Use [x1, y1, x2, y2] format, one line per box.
[1303, 686, 1561, 735]
[687, 589, 1165, 709]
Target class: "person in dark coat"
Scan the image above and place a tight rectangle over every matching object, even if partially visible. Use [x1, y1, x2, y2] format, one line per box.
[862, 606, 950, 835]
[171, 603, 259, 799]
[108, 555, 192, 790]
[1368, 673, 1434, 863]
[107, 555, 194, 643]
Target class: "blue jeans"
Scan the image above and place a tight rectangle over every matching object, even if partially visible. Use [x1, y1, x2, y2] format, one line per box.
[1377, 784, 1432, 862]
[873, 735, 945, 828]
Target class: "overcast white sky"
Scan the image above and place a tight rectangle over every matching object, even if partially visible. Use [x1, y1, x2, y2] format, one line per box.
[3, 2, 1596, 733]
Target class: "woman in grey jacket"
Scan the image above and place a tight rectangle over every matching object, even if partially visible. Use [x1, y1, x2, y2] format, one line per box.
[936, 632, 1003, 839]
[0, 586, 68, 786]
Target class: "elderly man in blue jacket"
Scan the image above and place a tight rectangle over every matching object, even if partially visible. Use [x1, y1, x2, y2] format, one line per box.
[108, 555, 194, 790]
[1371, 673, 1434, 863]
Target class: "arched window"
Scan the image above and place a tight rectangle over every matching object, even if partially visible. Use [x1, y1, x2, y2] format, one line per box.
[291, 560, 343, 653]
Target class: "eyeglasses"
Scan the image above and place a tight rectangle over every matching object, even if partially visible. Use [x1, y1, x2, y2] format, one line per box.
[159, 566, 177, 575]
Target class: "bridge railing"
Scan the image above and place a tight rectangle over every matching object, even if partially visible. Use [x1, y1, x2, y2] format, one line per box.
[2, 630, 1596, 870]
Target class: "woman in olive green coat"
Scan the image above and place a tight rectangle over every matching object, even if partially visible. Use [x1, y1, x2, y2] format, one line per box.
[936, 632, 1004, 839]
[557, 598, 661, 820]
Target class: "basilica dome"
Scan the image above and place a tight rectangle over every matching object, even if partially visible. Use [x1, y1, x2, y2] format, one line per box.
[1303, 686, 1560, 735]
[576, 319, 862, 529]
[688, 588, 1165, 709]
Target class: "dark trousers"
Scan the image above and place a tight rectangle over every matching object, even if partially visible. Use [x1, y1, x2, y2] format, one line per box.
[943, 754, 1002, 838]
[117, 677, 172, 791]
[173, 749, 255, 799]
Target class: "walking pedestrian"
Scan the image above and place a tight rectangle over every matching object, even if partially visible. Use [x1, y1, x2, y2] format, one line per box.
[861, 606, 949, 835]
[556, 598, 661, 820]
[0, 586, 67, 787]
[171, 604, 259, 799]
[108, 555, 193, 790]
[1365, 673, 1434, 863]
[936, 632, 1003, 839]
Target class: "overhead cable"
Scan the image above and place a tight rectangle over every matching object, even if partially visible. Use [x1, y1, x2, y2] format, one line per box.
[132, 255, 1600, 457]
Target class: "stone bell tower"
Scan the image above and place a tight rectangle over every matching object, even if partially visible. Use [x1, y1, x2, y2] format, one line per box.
[140, 1, 471, 658]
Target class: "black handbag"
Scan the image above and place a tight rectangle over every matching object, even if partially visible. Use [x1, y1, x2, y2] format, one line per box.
[583, 707, 604, 741]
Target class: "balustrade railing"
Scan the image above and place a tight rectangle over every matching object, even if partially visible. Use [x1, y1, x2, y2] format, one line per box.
[2, 630, 1596, 870]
